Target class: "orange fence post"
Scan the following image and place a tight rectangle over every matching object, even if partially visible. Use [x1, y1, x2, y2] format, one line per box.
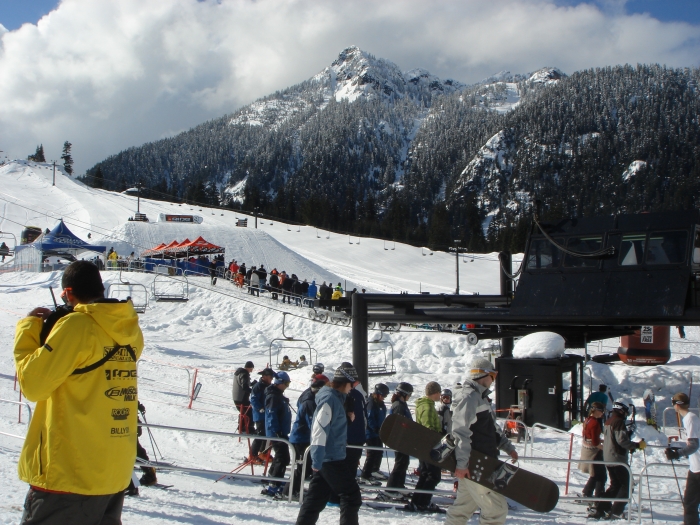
[565, 433, 574, 495]
[188, 368, 199, 409]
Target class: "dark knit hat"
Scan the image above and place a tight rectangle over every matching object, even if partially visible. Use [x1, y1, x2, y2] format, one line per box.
[425, 381, 441, 396]
[333, 362, 358, 384]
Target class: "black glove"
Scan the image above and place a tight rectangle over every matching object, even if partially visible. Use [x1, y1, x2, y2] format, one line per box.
[138, 402, 146, 415]
[665, 447, 682, 461]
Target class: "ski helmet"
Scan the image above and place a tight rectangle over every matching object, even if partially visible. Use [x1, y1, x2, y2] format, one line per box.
[313, 363, 325, 374]
[274, 371, 291, 385]
[441, 388, 453, 398]
[374, 383, 390, 397]
[396, 382, 414, 396]
[612, 401, 629, 415]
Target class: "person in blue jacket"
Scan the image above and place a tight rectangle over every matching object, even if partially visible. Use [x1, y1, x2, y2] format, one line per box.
[283, 376, 329, 499]
[261, 371, 292, 497]
[249, 368, 274, 461]
[328, 374, 368, 504]
[361, 383, 389, 482]
[295, 363, 362, 525]
[383, 382, 414, 499]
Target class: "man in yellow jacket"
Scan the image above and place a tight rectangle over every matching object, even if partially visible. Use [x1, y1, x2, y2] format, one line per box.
[14, 260, 144, 524]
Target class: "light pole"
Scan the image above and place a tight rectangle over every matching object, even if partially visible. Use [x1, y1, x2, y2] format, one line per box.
[449, 240, 466, 294]
[52, 160, 56, 186]
[254, 207, 259, 229]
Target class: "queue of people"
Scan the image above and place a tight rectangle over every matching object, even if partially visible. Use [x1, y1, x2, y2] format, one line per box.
[226, 259, 353, 307]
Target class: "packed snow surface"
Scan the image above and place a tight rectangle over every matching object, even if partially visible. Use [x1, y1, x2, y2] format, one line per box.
[1, 161, 698, 524]
[513, 332, 566, 359]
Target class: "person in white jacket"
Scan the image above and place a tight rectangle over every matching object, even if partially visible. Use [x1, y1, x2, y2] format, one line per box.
[446, 357, 517, 525]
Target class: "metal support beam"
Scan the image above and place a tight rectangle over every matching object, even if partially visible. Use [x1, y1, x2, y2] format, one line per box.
[352, 293, 369, 391]
[500, 251, 514, 357]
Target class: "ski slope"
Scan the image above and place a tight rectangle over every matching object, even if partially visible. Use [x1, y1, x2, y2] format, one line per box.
[1, 160, 699, 524]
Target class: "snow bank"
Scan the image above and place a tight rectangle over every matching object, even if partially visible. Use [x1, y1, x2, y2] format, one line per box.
[513, 331, 566, 358]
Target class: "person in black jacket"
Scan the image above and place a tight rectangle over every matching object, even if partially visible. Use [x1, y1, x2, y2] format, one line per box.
[283, 377, 328, 499]
[292, 275, 303, 306]
[232, 361, 254, 434]
[257, 264, 267, 292]
[383, 382, 414, 500]
[269, 271, 280, 300]
[250, 368, 274, 460]
[318, 282, 330, 308]
[262, 371, 293, 497]
[282, 272, 294, 304]
[361, 383, 389, 482]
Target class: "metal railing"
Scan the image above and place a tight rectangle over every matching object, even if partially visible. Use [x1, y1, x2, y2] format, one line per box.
[0, 397, 33, 424]
[298, 443, 457, 505]
[140, 422, 298, 502]
[662, 407, 699, 435]
[518, 455, 635, 523]
[637, 461, 689, 524]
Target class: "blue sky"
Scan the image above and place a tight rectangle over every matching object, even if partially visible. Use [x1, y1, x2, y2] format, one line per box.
[2, 0, 699, 175]
[0, 0, 61, 30]
[3, 0, 700, 30]
[554, 0, 700, 23]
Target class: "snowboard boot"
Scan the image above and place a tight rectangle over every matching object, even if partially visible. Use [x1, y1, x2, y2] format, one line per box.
[139, 467, 157, 487]
[370, 471, 388, 481]
[419, 503, 447, 514]
[261, 484, 283, 497]
[125, 485, 139, 497]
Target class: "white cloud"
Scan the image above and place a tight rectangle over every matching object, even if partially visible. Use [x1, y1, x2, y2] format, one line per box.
[1, 0, 698, 175]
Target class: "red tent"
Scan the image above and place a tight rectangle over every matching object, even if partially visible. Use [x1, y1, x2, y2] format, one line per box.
[142, 237, 223, 259]
[141, 242, 167, 257]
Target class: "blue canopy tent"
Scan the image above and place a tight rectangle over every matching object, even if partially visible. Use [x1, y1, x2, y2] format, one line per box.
[14, 220, 107, 272]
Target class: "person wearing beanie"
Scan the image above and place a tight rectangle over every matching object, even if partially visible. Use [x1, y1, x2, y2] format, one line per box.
[578, 402, 607, 509]
[383, 382, 414, 499]
[233, 361, 255, 434]
[295, 363, 361, 525]
[361, 383, 390, 482]
[446, 357, 517, 525]
[284, 378, 328, 500]
[404, 381, 445, 513]
[261, 372, 292, 497]
[250, 368, 275, 461]
[14, 261, 144, 523]
[666, 392, 700, 525]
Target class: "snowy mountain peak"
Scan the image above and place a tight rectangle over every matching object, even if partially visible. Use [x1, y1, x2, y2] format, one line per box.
[528, 67, 566, 84]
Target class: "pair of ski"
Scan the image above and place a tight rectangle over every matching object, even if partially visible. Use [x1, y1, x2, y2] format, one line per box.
[380, 414, 559, 513]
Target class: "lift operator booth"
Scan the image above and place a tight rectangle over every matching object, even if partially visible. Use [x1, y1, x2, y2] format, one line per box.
[352, 209, 700, 431]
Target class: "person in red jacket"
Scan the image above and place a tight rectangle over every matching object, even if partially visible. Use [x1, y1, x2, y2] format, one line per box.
[579, 402, 607, 507]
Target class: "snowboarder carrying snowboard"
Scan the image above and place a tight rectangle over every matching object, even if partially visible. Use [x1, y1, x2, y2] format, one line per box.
[578, 402, 607, 506]
[446, 357, 518, 525]
[665, 392, 700, 525]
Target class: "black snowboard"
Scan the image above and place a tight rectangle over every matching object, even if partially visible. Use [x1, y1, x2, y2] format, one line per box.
[380, 414, 559, 513]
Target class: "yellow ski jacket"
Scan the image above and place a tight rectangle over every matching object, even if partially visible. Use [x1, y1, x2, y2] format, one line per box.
[14, 300, 144, 495]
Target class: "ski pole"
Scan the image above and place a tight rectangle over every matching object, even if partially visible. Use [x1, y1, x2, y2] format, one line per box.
[670, 459, 684, 505]
[141, 412, 164, 461]
[642, 448, 653, 522]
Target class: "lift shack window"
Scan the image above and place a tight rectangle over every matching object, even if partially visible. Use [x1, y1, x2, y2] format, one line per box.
[526, 238, 564, 270]
[646, 231, 687, 265]
[619, 234, 646, 266]
[564, 236, 603, 268]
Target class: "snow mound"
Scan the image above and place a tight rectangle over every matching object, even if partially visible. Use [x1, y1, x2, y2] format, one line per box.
[513, 332, 566, 358]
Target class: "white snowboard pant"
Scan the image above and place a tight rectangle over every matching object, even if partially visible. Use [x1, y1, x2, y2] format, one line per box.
[445, 477, 508, 525]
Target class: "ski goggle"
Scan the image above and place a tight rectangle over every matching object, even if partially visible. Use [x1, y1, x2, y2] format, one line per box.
[471, 368, 498, 381]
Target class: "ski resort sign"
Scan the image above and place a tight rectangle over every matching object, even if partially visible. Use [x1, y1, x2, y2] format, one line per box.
[158, 214, 203, 224]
